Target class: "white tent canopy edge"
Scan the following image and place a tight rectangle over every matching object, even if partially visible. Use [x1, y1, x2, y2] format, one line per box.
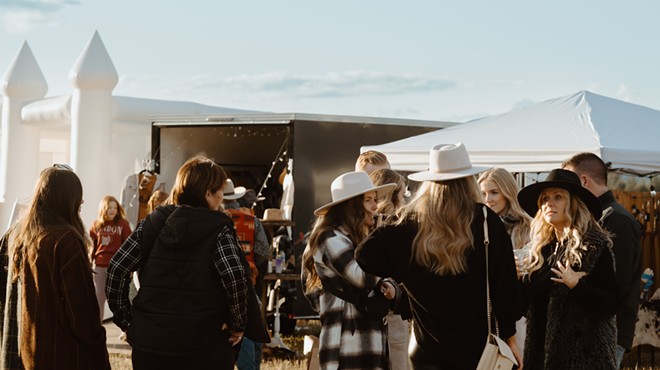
[363, 91, 660, 176]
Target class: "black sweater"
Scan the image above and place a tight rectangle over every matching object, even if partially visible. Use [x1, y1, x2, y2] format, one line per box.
[599, 190, 643, 350]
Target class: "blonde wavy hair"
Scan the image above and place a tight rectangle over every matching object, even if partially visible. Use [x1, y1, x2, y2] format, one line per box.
[369, 169, 406, 215]
[302, 196, 368, 293]
[527, 188, 605, 274]
[397, 176, 481, 276]
[477, 168, 532, 249]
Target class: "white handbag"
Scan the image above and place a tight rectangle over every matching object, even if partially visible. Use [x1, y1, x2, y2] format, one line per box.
[476, 207, 518, 370]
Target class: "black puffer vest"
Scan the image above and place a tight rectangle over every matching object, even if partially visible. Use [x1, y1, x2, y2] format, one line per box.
[128, 205, 234, 355]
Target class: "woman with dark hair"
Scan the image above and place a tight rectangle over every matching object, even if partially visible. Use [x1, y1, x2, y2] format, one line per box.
[106, 154, 266, 370]
[357, 143, 523, 370]
[89, 195, 132, 320]
[517, 169, 618, 369]
[302, 171, 397, 370]
[1, 165, 111, 369]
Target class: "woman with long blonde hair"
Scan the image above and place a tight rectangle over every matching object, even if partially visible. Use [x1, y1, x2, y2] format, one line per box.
[517, 168, 618, 369]
[478, 168, 532, 249]
[369, 168, 406, 217]
[357, 143, 523, 370]
[478, 167, 532, 356]
[302, 171, 397, 370]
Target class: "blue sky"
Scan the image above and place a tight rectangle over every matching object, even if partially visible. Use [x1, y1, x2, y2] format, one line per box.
[1, 1, 659, 122]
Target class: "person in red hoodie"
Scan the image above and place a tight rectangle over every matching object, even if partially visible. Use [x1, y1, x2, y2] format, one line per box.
[90, 195, 132, 320]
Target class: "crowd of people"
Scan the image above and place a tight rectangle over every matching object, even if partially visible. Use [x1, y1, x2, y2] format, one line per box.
[0, 144, 643, 370]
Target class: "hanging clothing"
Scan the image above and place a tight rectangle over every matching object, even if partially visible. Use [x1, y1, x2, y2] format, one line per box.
[120, 173, 140, 227]
[137, 172, 157, 222]
[120, 171, 159, 226]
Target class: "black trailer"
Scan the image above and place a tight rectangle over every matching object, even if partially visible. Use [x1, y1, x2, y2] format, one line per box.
[151, 112, 456, 318]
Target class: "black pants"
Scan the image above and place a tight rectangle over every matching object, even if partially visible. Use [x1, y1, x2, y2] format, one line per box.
[132, 335, 235, 370]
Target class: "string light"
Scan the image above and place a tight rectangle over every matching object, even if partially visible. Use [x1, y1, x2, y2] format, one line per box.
[148, 126, 289, 211]
[254, 136, 289, 209]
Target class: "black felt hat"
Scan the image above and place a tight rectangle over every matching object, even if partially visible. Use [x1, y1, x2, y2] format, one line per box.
[517, 168, 602, 220]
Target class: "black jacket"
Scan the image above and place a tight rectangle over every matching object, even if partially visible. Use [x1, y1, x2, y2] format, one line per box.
[599, 190, 643, 350]
[129, 206, 234, 355]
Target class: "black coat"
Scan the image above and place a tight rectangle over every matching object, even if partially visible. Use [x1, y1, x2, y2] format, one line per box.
[357, 204, 523, 370]
[599, 191, 643, 350]
[523, 228, 618, 370]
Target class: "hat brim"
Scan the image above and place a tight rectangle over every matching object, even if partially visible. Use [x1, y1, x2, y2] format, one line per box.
[408, 165, 492, 182]
[314, 183, 397, 216]
[517, 181, 602, 220]
[223, 186, 247, 200]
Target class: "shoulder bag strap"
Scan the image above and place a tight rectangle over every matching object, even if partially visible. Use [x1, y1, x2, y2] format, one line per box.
[483, 206, 499, 337]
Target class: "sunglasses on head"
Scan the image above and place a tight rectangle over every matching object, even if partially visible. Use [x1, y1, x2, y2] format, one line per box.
[53, 163, 74, 171]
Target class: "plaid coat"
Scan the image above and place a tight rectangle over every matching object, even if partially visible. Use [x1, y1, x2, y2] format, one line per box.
[307, 228, 387, 370]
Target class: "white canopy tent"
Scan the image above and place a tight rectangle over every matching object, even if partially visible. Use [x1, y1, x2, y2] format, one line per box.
[363, 91, 660, 176]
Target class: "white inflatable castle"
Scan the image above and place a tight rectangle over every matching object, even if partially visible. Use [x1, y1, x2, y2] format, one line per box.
[0, 31, 257, 230]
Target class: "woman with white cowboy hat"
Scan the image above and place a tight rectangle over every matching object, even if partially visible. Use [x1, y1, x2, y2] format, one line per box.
[517, 168, 618, 369]
[302, 171, 398, 370]
[356, 143, 523, 370]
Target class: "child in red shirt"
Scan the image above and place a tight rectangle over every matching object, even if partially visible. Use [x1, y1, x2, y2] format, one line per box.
[90, 195, 132, 320]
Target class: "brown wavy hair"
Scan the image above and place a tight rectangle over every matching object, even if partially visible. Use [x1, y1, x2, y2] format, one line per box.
[303, 195, 368, 293]
[10, 166, 87, 281]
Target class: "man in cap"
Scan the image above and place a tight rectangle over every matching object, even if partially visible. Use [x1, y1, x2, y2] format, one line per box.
[223, 179, 270, 370]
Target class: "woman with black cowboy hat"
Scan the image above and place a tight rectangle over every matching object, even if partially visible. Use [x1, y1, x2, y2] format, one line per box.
[357, 143, 523, 370]
[517, 168, 618, 370]
[302, 171, 398, 370]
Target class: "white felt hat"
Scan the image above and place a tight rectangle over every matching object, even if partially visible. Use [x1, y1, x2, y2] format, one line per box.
[222, 179, 247, 200]
[314, 171, 397, 216]
[408, 143, 492, 182]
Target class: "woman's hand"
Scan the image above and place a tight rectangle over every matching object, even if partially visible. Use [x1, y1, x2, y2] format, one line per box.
[380, 280, 396, 300]
[228, 330, 244, 346]
[505, 336, 523, 370]
[550, 261, 587, 289]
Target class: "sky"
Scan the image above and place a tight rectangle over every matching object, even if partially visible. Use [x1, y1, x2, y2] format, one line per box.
[1, 1, 659, 123]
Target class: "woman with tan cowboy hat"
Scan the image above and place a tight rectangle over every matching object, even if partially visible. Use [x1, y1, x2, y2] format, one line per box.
[517, 168, 618, 369]
[356, 143, 523, 370]
[302, 171, 398, 370]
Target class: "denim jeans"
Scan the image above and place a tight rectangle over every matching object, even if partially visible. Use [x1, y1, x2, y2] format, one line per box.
[237, 337, 263, 370]
[615, 344, 626, 368]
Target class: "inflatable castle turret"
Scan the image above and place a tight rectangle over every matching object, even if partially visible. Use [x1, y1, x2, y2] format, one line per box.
[0, 31, 255, 231]
[0, 42, 47, 225]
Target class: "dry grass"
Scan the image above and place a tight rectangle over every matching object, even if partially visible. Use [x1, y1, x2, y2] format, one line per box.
[108, 324, 657, 370]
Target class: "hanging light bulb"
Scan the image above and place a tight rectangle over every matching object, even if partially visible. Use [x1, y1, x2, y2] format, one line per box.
[650, 177, 656, 198]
